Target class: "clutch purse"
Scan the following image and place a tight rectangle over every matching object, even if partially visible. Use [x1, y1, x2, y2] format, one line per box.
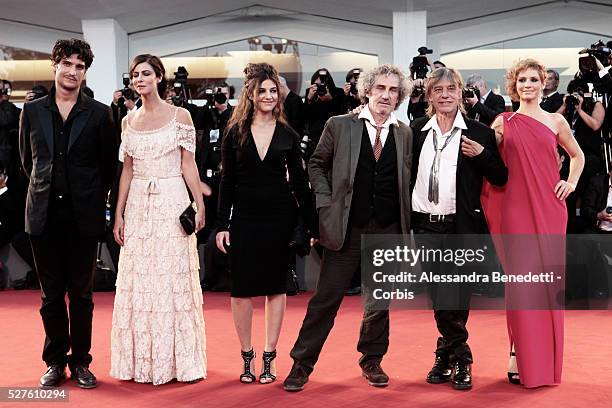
[289, 215, 311, 257]
[179, 202, 197, 235]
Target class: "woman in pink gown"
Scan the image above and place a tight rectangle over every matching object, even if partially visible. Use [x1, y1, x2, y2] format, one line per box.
[483, 59, 584, 388]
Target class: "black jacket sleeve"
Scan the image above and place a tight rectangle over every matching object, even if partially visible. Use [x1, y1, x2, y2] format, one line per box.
[18, 104, 32, 179]
[286, 129, 315, 232]
[469, 125, 508, 186]
[581, 175, 606, 225]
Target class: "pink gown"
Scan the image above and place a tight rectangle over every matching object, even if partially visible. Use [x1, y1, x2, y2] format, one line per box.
[482, 112, 565, 388]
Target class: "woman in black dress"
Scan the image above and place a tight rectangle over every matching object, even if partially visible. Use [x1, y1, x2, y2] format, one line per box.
[216, 63, 313, 384]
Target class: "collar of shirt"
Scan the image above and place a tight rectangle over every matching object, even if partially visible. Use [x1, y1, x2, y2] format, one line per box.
[46, 86, 85, 117]
[543, 91, 558, 100]
[599, 66, 611, 78]
[422, 109, 467, 137]
[0, 185, 7, 196]
[480, 89, 492, 104]
[358, 105, 398, 129]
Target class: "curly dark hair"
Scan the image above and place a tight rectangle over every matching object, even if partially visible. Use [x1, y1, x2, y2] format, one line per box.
[51, 38, 94, 69]
[129, 54, 168, 97]
[226, 63, 288, 146]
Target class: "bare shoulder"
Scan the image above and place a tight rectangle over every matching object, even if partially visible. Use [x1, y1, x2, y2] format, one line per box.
[547, 112, 569, 132]
[491, 115, 504, 132]
[175, 107, 194, 126]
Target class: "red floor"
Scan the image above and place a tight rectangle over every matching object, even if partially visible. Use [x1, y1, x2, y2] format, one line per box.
[0, 290, 611, 408]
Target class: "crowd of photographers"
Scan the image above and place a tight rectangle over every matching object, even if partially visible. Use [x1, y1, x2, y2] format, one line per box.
[1, 40, 612, 293]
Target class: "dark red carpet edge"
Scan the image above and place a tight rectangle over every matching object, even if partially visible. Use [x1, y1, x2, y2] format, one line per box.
[0, 290, 611, 408]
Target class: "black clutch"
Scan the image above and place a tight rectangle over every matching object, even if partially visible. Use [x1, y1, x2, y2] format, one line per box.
[289, 215, 311, 257]
[179, 202, 197, 235]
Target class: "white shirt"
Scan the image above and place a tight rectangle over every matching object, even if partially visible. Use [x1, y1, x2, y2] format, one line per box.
[412, 110, 467, 215]
[600, 177, 612, 232]
[599, 66, 611, 78]
[358, 105, 398, 148]
[480, 89, 491, 104]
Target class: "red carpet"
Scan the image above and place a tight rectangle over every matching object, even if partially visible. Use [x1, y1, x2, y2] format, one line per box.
[0, 290, 611, 408]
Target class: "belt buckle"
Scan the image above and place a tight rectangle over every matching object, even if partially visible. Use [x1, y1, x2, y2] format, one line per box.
[429, 214, 446, 223]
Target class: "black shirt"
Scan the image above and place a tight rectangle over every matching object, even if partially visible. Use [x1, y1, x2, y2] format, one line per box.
[48, 88, 85, 198]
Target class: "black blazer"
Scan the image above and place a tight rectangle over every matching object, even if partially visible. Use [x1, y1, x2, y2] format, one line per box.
[467, 92, 506, 126]
[19, 92, 117, 237]
[540, 92, 564, 113]
[410, 115, 508, 233]
[581, 173, 609, 227]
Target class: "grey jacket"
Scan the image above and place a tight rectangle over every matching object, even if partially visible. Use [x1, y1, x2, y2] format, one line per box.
[308, 113, 413, 251]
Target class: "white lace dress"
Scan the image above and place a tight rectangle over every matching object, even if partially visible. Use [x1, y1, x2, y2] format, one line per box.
[110, 109, 207, 385]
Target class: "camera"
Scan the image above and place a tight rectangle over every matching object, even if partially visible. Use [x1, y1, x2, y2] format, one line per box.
[120, 73, 134, 101]
[171, 66, 190, 106]
[214, 87, 227, 105]
[0, 86, 10, 96]
[577, 40, 611, 84]
[410, 46, 433, 80]
[411, 85, 425, 98]
[606, 207, 612, 214]
[316, 70, 329, 96]
[462, 86, 480, 100]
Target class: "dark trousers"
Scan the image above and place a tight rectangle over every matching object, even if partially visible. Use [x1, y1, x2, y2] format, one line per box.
[289, 219, 400, 373]
[413, 214, 473, 364]
[29, 197, 97, 368]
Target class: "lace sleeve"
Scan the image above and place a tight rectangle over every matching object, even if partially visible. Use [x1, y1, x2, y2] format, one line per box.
[176, 121, 196, 153]
[118, 131, 129, 162]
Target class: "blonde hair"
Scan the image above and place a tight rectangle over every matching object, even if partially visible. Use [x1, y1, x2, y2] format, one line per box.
[425, 67, 467, 117]
[506, 58, 546, 101]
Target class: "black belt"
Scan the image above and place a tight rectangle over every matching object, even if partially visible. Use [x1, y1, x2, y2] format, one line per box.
[412, 211, 456, 224]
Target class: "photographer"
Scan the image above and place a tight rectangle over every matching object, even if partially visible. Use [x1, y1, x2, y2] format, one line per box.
[0, 80, 20, 173]
[111, 84, 140, 139]
[464, 74, 505, 126]
[304, 68, 344, 161]
[279, 76, 305, 136]
[342, 68, 362, 113]
[407, 77, 428, 121]
[559, 77, 606, 231]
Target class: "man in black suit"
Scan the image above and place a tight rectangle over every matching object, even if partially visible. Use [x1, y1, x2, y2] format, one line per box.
[541, 69, 565, 113]
[411, 67, 507, 390]
[464, 74, 506, 126]
[19, 39, 116, 389]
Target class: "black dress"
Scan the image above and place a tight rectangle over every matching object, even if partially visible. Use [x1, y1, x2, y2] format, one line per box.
[217, 123, 313, 297]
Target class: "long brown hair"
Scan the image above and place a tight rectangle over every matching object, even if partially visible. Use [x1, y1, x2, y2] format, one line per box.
[226, 63, 288, 146]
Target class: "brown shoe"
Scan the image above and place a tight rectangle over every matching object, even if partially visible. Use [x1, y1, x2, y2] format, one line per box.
[361, 361, 389, 387]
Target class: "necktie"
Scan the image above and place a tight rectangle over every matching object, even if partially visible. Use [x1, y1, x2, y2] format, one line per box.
[428, 127, 460, 204]
[373, 125, 383, 161]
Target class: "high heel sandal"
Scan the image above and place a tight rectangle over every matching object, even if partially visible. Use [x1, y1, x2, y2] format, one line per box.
[240, 349, 256, 383]
[259, 350, 277, 384]
[507, 351, 520, 385]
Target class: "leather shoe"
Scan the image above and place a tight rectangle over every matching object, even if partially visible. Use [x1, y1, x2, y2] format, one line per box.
[426, 356, 452, 384]
[70, 366, 97, 389]
[451, 362, 472, 390]
[39, 365, 66, 388]
[361, 361, 389, 387]
[283, 364, 309, 392]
